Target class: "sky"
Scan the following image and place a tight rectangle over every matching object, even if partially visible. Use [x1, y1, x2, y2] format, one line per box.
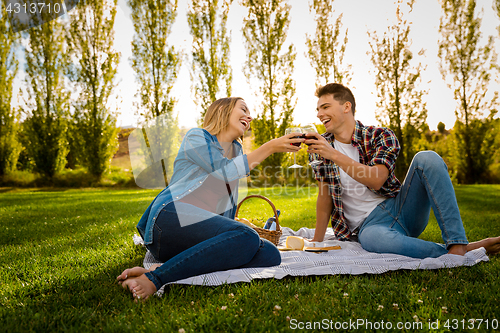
[12, 0, 500, 131]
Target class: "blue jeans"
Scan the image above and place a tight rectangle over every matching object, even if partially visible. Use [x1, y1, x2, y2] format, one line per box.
[143, 202, 281, 290]
[358, 151, 468, 259]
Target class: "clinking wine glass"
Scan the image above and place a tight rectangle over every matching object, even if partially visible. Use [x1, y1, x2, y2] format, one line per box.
[285, 127, 304, 169]
[301, 124, 322, 167]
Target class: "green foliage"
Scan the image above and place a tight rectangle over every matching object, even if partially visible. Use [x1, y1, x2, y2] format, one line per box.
[368, 0, 428, 180]
[305, 0, 351, 86]
[0, 3, 21, 176]
[66, 0, 121, 178]
[128, 0, 181, 121]
[438, 0, 498, 184]
[22, 14, 69, 178]
[242, 0, 296, 179]
[187, 0, 233, 124]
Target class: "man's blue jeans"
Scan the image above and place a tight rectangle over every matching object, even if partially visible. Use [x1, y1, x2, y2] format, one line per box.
[144, 202, 281, 290]
[358, 151, 468, 259]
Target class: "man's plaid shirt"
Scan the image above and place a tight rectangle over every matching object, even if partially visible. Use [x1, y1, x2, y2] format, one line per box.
[311, 120, 402, 240]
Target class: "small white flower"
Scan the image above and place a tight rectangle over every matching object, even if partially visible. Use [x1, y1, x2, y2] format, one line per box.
[221, 306, 227, 310]
[393, 303, 399, 309]
[179, 329, 185, 333]
[228, 293, 234, 298]
[274, 305, 281, 310]
[413, 315, 419, 322]
[377, 305, 384, 310]
[286, 316, 291, 321]
[417, 299, 423, 304]
[343, 293, 349, 298]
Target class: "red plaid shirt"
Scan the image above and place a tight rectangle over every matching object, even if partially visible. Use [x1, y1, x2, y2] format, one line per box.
[311, 120, 401, 240]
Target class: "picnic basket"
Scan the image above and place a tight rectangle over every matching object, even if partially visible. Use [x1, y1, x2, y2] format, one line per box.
[235, 195, 282, 246]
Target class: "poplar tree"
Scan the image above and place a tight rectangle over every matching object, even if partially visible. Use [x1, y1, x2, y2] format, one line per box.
[187, 0, 233, 124]
[66, 0, 120, 178]
[438, 0, 498, 183]
[305, 0, 350, 86]
[0, 5, 21, 175]
[22, 13, 69, 178]
[127, 0, 181, 187]
[242, 0, 296, 178]
[368, 0, 428, 178]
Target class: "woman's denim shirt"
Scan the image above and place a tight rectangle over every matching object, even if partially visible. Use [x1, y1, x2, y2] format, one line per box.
[136, 128, 250, 245]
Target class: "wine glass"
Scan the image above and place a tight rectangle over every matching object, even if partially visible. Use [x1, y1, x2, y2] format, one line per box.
[301, 123, 322, 167]
[285, 127, 303, 169]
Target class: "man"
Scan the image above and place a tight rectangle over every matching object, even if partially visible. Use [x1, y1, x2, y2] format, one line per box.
[305, 83, 500, 259]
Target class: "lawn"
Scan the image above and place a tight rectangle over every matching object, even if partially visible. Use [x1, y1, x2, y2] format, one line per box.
[1, 185, 499, 332]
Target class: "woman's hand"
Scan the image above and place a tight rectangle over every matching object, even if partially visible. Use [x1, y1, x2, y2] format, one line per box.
[246, 133, 304, 171]
[268, 132, 304, 154]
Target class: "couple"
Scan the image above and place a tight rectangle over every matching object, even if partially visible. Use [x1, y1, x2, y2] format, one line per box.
[118, 83, 500, 301]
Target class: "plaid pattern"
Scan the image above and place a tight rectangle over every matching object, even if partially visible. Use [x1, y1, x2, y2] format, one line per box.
[311, 121, 402, 240]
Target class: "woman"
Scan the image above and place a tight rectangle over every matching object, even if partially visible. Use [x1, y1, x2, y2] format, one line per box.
[118, 97, 304, 300]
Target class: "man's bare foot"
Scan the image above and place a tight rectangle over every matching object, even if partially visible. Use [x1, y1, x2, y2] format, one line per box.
[117, 264, 161, 284]
[121, 274, 158, 302]
[467, 236, 500, 255]
[448, 244, 467, 256]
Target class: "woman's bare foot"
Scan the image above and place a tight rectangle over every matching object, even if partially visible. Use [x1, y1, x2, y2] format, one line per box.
[121, 274, 158, 302]
[467, 236, 500, 255]
[117, 264, 161, 284]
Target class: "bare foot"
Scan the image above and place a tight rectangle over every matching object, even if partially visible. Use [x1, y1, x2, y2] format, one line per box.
[122, 274, 158, 302]
[448, 244, 467, 256]
[467, 236, 500, 255]
[117, 264, 161, 284]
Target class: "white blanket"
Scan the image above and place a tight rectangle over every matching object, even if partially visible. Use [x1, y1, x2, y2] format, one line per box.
[133, 227, 489, 295]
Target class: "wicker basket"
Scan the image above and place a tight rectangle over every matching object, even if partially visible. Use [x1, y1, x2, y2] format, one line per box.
[235, 195, 282, 246]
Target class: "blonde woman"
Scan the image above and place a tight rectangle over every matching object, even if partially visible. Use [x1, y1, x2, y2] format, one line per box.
[118, 97, 304, 301]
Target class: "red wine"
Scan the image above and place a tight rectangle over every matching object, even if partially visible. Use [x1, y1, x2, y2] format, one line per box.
[303, 135, 318, 146]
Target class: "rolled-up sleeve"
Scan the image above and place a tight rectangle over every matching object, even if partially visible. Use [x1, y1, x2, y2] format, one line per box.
[368, 128, 400, 173]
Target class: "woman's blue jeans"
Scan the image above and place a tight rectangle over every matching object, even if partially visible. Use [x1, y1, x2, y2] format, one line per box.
[358, 151, 468, 259]
[144, 202, 281, 290]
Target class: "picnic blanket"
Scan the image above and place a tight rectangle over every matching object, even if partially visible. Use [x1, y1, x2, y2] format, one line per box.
[133, 227, 489, 295]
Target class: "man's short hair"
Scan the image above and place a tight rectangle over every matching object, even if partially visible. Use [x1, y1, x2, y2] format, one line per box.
[315, 83, 356, 115]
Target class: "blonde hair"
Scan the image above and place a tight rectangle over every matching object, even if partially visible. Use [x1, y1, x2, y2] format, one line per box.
[203, 97, 244, 136]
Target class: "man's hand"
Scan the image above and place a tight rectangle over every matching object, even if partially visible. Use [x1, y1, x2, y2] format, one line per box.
[304, 132, 336, 161]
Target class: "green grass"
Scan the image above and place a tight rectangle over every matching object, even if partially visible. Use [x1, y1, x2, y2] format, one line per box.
[1, 185, 499, 332]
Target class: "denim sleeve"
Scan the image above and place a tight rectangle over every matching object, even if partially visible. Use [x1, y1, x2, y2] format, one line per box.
[183, 129, 249, 181]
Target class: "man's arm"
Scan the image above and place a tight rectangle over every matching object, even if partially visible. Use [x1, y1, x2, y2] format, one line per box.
[311, 182, 333, 242]
[305, 133, 389, 190]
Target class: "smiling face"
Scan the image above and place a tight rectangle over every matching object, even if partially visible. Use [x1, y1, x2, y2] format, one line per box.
[227, 99, 252, 139]
[316, 94, 352, 134]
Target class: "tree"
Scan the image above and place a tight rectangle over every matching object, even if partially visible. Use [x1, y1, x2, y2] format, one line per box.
[187, 0, 233, 124]
[305, 0, 350, 86]
[66, 0, 120, 178]
[368, 0, 428, 179]
[438, 0, 498, 183]
[22, 13, 69, 178]
[128, 0, 182, 186]
[496, 0, 500, 36]
[242, 0, 296, 180]
[0, 4, 21, 176]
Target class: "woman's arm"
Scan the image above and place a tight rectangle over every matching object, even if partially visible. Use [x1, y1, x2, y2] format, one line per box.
[246, 134, 303, 171]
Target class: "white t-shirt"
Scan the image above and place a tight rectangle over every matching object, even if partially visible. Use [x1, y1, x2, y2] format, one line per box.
[333, 139, 386, 231]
